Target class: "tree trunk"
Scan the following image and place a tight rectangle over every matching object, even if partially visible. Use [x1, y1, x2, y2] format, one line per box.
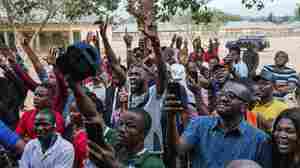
[2, 0, 17, 47]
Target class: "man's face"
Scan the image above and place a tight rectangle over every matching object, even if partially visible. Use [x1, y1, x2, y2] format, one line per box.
[33, 86, 50, 109]
[187, 62, 197, 74]
[128, 66, 145, 94]
[273, 118, 298, 154]
[69, 102, 83, 125]
[48, 71, 57, 86]
[213, 67, 230, 84]
[193, 40, 202, 52]
[215, 89, 245, 119]
[34, 111, 55, 141]
[255, 80, 273, 101]
[117, 111, 144, 149]
[209, 58, 219, 70]
[275, 54, 288, 67]
[230, 50, 240, 61]
[162, 48, 176, 65]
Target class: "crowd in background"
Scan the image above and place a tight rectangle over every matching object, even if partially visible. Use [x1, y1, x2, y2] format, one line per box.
[0, 18, 300, 168]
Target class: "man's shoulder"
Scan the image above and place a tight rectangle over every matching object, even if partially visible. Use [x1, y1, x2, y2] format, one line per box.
[271, 99, 288, 109]
[242, 122, 270, 142]
[189, 116, 218, 129]
[56, 135, 74, 151]
[139, 152, 165, 168]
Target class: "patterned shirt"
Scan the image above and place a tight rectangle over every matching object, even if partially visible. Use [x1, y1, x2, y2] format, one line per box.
[262, 64, 299, 85]
[182, 116, 272, 168]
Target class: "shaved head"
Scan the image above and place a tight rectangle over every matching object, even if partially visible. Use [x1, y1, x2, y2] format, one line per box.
[226, 160, 262, 168]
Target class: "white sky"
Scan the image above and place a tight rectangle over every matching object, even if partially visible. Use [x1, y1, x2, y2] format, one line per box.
[207, 0, 298, 17]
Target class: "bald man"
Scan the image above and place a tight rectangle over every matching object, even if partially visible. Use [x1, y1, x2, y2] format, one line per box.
[226, 160, 262, 168]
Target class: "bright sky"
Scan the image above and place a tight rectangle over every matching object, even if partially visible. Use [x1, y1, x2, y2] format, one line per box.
[208, 0, 298, 17]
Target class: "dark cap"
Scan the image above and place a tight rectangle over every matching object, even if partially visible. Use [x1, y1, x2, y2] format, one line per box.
[223, 80, 256, 103]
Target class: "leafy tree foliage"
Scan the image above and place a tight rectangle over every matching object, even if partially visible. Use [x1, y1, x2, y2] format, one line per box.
[63, 0, 121, 21]
[156, 0, 269, 23]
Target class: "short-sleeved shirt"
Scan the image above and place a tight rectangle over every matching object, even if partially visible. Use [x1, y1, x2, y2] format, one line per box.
[182, 116, 272, 168]
[252, 99, 288, 122]
[0, 120, 20, 150]
[262, 65, 299, 85]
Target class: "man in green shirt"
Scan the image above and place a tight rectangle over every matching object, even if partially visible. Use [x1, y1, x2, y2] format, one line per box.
[69, 80, 165, 168]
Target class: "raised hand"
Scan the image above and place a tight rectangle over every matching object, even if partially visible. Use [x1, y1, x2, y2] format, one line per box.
[0, 48, 16, 64]
[123, 28, 133, 48]
[98, 16, 109, 38]
[88, 140, 121, 168]
[184, 38, 188, 48]
[171, 34, 177, 44]
[43, 47, 57, 65]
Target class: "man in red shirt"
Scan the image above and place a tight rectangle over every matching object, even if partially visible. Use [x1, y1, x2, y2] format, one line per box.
[16, 82, 64, 142]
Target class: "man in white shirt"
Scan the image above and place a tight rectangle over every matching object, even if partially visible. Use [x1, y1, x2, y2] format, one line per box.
[19, 108, 74, 168]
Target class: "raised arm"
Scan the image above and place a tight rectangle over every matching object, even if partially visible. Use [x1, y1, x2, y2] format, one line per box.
[21, 38, 48, 82]
[170, 34, 177, 48]
[123, 28, 137, 68]
[163, 93, 194, 167]
[143, 26, 168, 96]
[99, 18, 126, 86]
[0, 49, 38, 91]
[67, 79, 119, 168]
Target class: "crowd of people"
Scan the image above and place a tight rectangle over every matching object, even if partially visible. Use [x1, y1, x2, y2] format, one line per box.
[0, 18, 300, 168]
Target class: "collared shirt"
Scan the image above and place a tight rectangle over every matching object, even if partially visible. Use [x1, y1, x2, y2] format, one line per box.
[182, 116, 272, 168]
[19, 134, 75, 168]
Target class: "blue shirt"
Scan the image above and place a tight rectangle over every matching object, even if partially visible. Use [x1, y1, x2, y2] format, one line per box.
[182, 116, 272, 168]
[233, 61, 249, 78]
[0, 120, 20, 150]
[263, 65, 299, 85]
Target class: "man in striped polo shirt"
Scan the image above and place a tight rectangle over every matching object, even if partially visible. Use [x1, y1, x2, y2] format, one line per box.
[261, 51, 299, 99]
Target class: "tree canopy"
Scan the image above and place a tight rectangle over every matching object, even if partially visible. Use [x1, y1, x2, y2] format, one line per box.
[156, 0, 269, 23]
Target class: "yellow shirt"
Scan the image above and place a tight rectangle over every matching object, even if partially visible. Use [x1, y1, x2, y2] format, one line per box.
[252, 99, 288, 121]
